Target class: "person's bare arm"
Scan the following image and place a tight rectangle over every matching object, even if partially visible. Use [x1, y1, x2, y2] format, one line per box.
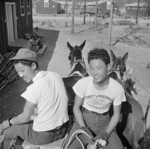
[0, 100, 36, 134]
[73, 95, 85, 127]
[105, 104, 121, 134]
[94, 104, 122, 141]
[73, 95, 94, 137]
[9, 100, 36, 125]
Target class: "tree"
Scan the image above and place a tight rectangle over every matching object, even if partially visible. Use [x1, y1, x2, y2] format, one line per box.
[95, 0, 98, 30]
[146, 0, 150, 16]
[135, 0, 140, 24]
[109, 0, 114, 45]
[65, 0, 68, 27]
[83, 0, 86, 24]
[71, 0, 75, 34]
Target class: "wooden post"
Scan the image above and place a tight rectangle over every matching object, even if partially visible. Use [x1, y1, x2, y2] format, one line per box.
[83, 0, 86, 24]
[109, 0, 114, 45]
[135, 0, 140, 24]
[144, 99, 150, 132]
[65, 0, 68, 27]
[147, 0, 150, 16]
[143, 99, 150, 149]
[71, 0, 75, 34]
[95, 0, 98, 30]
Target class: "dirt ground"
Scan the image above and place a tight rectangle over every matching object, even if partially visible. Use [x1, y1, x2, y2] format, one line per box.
[1, 15, 150, 133]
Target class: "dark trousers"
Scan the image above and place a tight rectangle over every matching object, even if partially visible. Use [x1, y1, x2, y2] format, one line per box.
[65, 110, 124, 149]
[2, 121, 69, 149]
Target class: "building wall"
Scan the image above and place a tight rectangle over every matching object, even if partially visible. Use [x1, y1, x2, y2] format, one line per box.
[80, 1, 119, 16]
[36, 0, 61, 14]
[0, 0, 8, 55]
[15, 0, 33, 38]
[126, 6, 150, 17]
[98, 1, 119, 15]
[0, 0, 33, 56]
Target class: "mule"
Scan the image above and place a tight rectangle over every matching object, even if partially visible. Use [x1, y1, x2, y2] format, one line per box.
[109, 50, 144, 149]
[63, 40, 88, 116]
[109, 50, 128, 81]
[109, 50, 137, 96]
[67, 40, 86, 68]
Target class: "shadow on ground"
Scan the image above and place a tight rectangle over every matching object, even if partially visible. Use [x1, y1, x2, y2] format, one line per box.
[0, 29, 59, 123]
[38, 28, 60, 70]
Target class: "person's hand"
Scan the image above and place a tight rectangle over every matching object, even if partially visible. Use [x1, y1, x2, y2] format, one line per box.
[0, 120, 10, 135]
[94, 130, 110, 141]
[81, 126, 93, 138]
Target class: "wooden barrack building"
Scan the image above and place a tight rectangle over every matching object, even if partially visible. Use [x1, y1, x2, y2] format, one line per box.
[0, 0, 33, 56]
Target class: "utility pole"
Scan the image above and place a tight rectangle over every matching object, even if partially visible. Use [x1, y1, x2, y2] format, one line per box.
[83, 0, 86, 24]
[71, 0, 75, 34]
[148, 0, 150, 16]
[135, 0, 140, 24]
[65, 0, 68, 27]
[108, 0, 114, 45]
[95, 0, 98, 30]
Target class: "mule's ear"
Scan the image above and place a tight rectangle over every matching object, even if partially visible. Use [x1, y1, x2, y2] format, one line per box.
[79, 40, 86, 51]
[122, 52, 128, 62]
[110, 50, 116, 61]
[67, 42, 73, 51]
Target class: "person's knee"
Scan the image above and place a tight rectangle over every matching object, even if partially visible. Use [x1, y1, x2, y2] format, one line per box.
[3, 125, 19, 139]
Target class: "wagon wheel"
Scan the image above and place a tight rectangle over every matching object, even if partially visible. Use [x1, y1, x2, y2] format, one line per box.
[102, 13, 109, 19]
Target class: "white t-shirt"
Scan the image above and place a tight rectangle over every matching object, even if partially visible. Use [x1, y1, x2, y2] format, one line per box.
[21, 71, 69, 131]
[73, 76, 126, 113]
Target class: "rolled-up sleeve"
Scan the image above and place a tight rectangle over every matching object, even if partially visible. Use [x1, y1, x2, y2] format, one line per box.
[21, 85, 38, 105]
[73, 79, 85, 98]
[113, 86, 126, 106]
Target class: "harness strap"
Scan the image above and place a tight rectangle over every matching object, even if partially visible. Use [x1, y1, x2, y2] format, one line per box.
[63, 129, 92, 149]
[69, 58, 88, 77]
[69, 71, 84, 77]
[63, 129, 106, 149]
[70, 60, 86, 72]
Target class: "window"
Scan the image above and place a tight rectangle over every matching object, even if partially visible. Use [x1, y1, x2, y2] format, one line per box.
[27, 0, 31, 14]
[133, 7, 137, 10]
[44, 0, 49, 8]
[20, 0, 25, 16]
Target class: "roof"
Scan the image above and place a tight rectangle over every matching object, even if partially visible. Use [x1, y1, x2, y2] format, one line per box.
[53, 0, 108, 6]
[125, 2, 147, 7]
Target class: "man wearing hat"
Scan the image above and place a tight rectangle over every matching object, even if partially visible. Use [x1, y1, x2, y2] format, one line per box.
[0, 48, 69, 148]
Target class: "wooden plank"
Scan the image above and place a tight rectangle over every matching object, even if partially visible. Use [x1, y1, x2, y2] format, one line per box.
[0, 51, 18, 91]
[9, 39, 28, 48]
[0, 1, 8, 55]
[37, 44, 47, 56]
[8, 139, 16, 149]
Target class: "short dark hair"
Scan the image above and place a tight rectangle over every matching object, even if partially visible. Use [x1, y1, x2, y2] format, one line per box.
[88, 48, 110, 65]
[12, 60, 39, 69]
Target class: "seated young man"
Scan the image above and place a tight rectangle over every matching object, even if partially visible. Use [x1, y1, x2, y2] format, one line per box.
[0, 48, 69, 149]
[65, 48, 126, 149]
